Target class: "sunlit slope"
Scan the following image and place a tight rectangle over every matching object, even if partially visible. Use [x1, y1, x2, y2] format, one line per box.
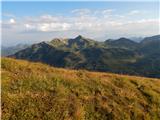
[1, 58, 160, 120]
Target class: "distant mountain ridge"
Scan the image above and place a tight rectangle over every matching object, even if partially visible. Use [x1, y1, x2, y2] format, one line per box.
[141, 35, 160, 44]
[105, 37, 139, 49]
[2, 44, 29, 56]
[10, 35, 160, 78]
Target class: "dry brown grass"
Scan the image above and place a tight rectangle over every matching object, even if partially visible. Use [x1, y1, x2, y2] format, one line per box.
[1, 57, 160, 120]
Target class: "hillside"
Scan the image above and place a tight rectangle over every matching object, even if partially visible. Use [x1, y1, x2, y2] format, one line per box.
[9, 35, 160, 78]
[2, 58, 160, 120]
[105, 37, 139, 49]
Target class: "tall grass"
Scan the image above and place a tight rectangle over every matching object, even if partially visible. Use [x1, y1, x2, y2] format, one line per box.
[1, 58, 160, 120]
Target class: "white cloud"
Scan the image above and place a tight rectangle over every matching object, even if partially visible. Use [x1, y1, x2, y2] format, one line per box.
[102, 9, 115, 14]
[39, 23, 71, 31]
[25, 22, 71, 32]
[9, 18, 16, 24]
[128, 10, 140, 15]
[22, 14, 158, 38]
[71, 9, 91, 15]
[2, 9, 159, 45]
[25, 24, 35, 29]
[2, 18, 17, 29]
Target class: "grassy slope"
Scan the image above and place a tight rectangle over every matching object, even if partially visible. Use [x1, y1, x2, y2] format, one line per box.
[1, 58, 160, 120]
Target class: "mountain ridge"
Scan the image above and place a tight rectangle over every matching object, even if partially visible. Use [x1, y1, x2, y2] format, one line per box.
[9, 35, 160, 78]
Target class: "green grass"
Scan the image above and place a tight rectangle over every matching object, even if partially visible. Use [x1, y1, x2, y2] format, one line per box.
[1, 57, 160, 120]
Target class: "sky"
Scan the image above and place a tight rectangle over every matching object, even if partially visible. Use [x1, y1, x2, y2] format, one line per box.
[2, 1, 160, 46]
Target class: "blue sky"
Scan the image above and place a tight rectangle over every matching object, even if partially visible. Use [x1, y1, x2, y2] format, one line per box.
[2, 1, 159, 46]
[2, 2, 159, 18]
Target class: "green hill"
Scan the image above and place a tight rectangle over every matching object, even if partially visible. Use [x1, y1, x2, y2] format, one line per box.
[9, 35, 160, 78]
[105, 37, 139, 50]
[2, 58, 160, 120]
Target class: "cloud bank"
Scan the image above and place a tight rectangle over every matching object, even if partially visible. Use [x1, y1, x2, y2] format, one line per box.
[2, 8, 159, 46]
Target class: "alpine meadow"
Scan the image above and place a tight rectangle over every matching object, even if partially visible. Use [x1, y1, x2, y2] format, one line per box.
[1, 1, 160, 120]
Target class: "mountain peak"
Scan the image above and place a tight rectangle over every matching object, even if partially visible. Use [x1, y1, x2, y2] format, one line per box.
[117, 37, 137, 44]
[118, 37, 131, 41]
[141, 35, 160, 44]
[75, 35, 84, 40]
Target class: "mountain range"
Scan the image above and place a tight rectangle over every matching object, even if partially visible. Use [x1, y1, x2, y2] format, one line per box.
[1, 44, 29, 56]
[9, 35, 160, 78]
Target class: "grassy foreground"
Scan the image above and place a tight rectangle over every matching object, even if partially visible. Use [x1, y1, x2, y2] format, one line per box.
[1, 58, 160, 120]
